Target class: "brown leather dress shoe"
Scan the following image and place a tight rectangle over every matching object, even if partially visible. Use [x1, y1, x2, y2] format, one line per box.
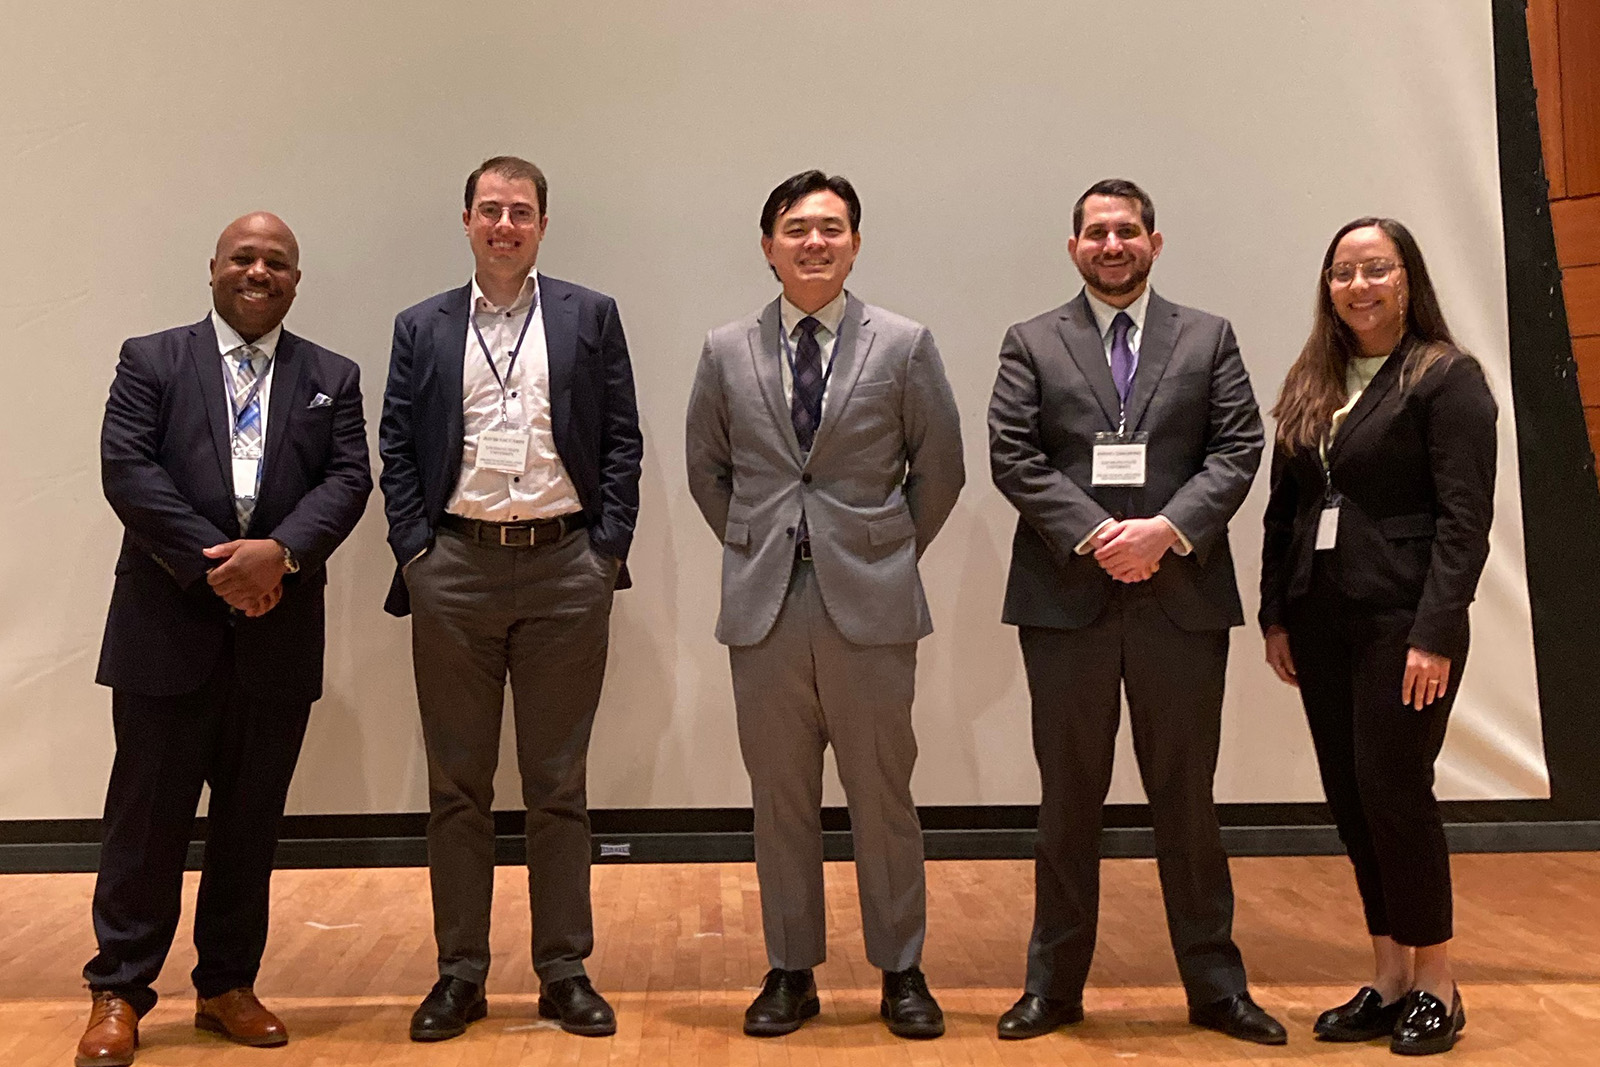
[195, 988, 288, 1047]
[77, 991, 139, 1067]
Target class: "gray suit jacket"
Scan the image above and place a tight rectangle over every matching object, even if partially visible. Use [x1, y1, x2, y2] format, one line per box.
[988, 290, 1263, 632]
[686, 294, 965, 647]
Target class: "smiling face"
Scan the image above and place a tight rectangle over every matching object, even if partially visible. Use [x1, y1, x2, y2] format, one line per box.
[209, 213, 300, 342]
[1068, 194, 1162, 306]
[761, 189, 861, 312]
[464, 170, 547, 284]
[1328, 225, 1408, 354]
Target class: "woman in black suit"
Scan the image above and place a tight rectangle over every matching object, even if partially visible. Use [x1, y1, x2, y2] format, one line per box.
[1260, 218, 1496, 1056]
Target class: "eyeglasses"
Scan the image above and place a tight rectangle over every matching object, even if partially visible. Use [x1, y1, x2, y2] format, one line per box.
[474, 202, 540, 226]
[1326, 259, 1402, 286]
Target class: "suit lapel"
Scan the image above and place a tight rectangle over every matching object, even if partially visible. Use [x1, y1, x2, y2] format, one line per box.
[261, 330, 306, 494]
[540, 277, 578, 444]
[750, 299, 802, 462]
[436, 284, 471, 472]
[1123, 292, 1179, 432]
[1328, 342, 1406, 462]
[186, 317, 236, 511]
[1056, 293, 1121, 430]
[806, 294, 873, 459]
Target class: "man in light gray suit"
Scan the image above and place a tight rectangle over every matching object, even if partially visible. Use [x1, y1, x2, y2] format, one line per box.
[988, 179, 1283, 1045]
[686, 170, 964, 1040]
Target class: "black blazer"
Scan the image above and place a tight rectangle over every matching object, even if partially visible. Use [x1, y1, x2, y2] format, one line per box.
[377, 275, 643, 616]
[1259, 343, 1496, 659]
[96, 317, 372, 702]
[989, 290, 1264, 632]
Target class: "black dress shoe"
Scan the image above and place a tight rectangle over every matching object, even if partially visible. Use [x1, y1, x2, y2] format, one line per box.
[1188, 991, 1288, 1045]
[537, 976, 616, 1037]
[880, 967, 944, 1039]
[1391, 987, 1465, 1055]
[743, 968, 819, 1037]
[410, 976, 487, 1042]
[1314, 986, 1406, 1042]
[996, 992, 1084, 1039]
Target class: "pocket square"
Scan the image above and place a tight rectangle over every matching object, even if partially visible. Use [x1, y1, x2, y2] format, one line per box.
[307, 392, 333, 409]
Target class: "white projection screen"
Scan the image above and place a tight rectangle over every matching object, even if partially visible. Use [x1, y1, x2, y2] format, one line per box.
[0, 0, 1549, 822]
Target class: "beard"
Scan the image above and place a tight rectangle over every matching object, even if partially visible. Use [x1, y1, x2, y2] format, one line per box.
[1080, 257, 1151, 297]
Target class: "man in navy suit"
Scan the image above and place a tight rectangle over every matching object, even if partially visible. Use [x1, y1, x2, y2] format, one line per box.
[80, 212, 371, 1067]
[378, 156, 643, 1042]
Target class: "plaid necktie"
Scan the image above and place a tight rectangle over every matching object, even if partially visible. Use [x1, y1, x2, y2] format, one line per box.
[1109, 311, 1136, 410]
[789, 316, 824, 550]
[790, 316, 824, 449]
[229, 344, 264, 532]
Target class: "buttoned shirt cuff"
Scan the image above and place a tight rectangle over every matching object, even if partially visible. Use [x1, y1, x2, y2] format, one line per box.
[1158, 514, 1193, 556]
[1074, 518, 1115, 555]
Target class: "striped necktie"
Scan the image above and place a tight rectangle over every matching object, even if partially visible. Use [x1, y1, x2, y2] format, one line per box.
[229, 344, 265, 532]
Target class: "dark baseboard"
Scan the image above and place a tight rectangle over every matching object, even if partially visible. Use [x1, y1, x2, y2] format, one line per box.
[4, 819, 1597, 875]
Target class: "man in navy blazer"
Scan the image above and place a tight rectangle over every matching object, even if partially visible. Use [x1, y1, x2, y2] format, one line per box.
[379, 156, 642, 1042]
[81, 212, 370, 1067]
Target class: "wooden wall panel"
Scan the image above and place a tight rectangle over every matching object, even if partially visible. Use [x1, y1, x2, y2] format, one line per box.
[1564, 264, 1600, 338]
[1575, 337, 1600, 398]
[1552, 195, 1600, 268]
[1559, 0, 1600, 196]
[1529, 0, 1566, 197]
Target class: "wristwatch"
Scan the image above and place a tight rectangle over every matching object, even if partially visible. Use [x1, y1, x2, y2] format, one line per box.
[274, 539, 300, 574]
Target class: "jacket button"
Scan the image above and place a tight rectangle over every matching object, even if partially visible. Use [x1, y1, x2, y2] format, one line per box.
[801, 473, 812, 484]
[786, 526, 795, 537]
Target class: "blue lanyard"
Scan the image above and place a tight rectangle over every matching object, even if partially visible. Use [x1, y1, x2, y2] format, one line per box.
[470, 288, 540, 413]
[779, 315, 838, 389]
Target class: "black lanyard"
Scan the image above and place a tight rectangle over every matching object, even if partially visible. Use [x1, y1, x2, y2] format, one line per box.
[780, 315, 838, 390]
[470, 289, 539, 413]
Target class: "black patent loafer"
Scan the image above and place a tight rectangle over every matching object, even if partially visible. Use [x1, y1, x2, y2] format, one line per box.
[996, 992, 1084, 1039]
[1314, 986, 1405, 1041]
[880, 967, 943, 1039]
[743, 968, 819, 1036]
[537, 975, 616, 1037]
[409, 976, 487, 1042]
[1189, 990, 1288, 1045]
[1391, 986, 1465, 1055]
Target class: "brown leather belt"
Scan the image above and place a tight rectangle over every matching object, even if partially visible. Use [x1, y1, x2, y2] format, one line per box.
[439, 511, 588, 548]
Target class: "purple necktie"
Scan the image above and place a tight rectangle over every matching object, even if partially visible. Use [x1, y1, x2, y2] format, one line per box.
[790, 316, 823, 550]
[1110, 311, 1136, 409]
[790, 316, 823, 450]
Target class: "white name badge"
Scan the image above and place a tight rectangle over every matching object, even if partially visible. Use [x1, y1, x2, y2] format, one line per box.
[1092, 442, 1147, 486]
[1316, 506, 1340, 550]
[476, 427, 531, 473]
[231, 456, 260, 498]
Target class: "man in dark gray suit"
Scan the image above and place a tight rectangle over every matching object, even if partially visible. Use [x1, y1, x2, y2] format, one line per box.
[686, 170, 964, 1040]
[987, 179, 1282, 1044]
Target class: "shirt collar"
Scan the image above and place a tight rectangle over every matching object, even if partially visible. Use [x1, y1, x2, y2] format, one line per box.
[211, 310, 281, 361]
[780, 289, 848, 339]
[1084, 285, 1151, 339]
[471, 269, 540, 315]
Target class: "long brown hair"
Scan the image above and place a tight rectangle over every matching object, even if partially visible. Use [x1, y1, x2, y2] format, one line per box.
[1273, 217, 1462, 449]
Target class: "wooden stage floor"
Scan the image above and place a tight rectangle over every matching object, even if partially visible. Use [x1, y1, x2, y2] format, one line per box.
[4, 853, 1598, 1065]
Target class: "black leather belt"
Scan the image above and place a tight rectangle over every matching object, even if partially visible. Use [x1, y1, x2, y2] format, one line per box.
[440, 511, 587, 548]
[795, 539, 813, 562]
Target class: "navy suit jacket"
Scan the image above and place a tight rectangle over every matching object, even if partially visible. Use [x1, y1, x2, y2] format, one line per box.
[378, 274, 643, 616]
[96, 317, 373, 703]
[989, 290, 1264, 632]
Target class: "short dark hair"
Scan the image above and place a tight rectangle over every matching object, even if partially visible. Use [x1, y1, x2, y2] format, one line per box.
[760, 170, 861, 236]
[465, 156, 548, 217]
[1072, 178, 1155, 236]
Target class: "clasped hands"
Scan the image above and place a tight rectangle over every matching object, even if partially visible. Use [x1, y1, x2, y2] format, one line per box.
[203, 539, 288, 616]
[1088, 517, 1177, 583]
[1263, 626, 1451, 710]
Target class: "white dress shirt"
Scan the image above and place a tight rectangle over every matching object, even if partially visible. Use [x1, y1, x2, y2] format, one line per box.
[778, 289, 847, 417]
[447, 270, 582, 522]
[1074, 286, 1191, 555]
